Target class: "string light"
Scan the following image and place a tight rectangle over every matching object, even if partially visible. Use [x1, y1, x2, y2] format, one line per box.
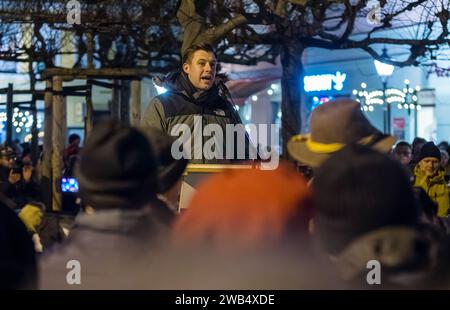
[353, 81, 421, 112]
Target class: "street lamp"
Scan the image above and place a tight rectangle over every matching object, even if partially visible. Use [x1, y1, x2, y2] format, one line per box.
[374, 47, 395, 134]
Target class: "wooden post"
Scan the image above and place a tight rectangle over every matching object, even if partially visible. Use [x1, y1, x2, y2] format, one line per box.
[51, 76, 65, 212]
[120, 80, 130, 124]
[85, 79, 93, 139]
[41, 79, 53, 208]
[85, 30, 94, 137]
[6, 83, 13, 147]
[62, 96, 67, 150]
[30, 97, 38, 165]
[87, 31, 94, 70]
[130, 79, 141, 126]
[111, 79, 120, 120]
[28, 63, 38, 166]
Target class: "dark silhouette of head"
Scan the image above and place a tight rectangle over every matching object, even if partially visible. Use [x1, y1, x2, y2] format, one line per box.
[313, 144, 420, 255]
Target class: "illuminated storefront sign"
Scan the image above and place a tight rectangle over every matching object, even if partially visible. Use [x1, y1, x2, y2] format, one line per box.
[304, 71, 347, 92]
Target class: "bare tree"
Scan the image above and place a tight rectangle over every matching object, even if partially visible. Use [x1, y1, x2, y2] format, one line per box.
[176, 0, 450, 155]
[1, 0, 450, 154]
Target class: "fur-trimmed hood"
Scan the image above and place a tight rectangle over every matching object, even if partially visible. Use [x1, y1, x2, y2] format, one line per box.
[152, 71, 229, 91]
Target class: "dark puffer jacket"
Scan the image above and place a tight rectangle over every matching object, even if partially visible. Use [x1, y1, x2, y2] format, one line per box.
[0, 203, 37, 289]
[142, 72, 254, 163]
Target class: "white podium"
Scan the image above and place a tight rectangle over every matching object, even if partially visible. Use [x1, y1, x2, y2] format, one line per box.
[178, 163, 256, 212]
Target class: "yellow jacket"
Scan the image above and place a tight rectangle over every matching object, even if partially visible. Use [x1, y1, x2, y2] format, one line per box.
[414, 165, 450, 217]
[19, 204, 44, 233]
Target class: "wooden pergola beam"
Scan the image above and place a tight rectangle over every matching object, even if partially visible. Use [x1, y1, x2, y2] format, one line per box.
[41, 68, 150, 80]
[42, 67, 148, 211]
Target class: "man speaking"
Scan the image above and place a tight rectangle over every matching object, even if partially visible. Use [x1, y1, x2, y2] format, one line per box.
[141, 43, 253, 164]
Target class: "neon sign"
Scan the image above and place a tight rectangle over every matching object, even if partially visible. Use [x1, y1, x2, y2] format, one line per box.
[304, 71, 347, 92]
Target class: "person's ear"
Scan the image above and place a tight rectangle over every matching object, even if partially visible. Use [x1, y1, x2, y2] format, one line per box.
[182, 63, 190, 74]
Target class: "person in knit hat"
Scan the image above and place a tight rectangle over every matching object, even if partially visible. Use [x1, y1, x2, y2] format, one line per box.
[313, 144, 420, 256]
[76, 121, 159, 209]
[140, 127, 188, 212]
[40, 120, 174, 289]
[414, 141, 450, 217]
[312, 144, 449, 288]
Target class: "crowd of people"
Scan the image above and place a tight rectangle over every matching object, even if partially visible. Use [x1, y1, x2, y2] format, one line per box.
[1, 42, 450, 290]
[0, 99, 449, 289]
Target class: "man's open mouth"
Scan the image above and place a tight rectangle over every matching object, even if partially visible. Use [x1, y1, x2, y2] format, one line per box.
[201, 76, 211, 81]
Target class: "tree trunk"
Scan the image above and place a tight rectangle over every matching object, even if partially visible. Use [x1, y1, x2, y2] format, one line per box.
[280, 42, 304, 158]
[177, 0, 204, 55]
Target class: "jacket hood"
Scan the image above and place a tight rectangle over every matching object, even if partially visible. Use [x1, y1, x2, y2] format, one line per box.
[333, 225, 443, 288]
[153, 71, 229, 91]
[152, 71, 231, 106]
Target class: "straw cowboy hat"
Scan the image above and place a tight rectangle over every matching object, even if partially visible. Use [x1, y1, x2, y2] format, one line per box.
[287, 98, 396, 167]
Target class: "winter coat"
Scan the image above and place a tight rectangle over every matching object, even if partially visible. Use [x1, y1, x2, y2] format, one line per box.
[414, 165, 450, 217]
[331, 225, 450, 289]
[39, 205, 173, 289]
[0, 165, 41, 209]
[0, 203, 37, 289]
[141, 72, 254, 163]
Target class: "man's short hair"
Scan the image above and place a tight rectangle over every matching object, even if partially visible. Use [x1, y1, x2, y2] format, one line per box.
[395, 141, 411, 150]
[68, 134, 81, 144]
[0, 146, 15, 159]
[182, 42, 217, 65]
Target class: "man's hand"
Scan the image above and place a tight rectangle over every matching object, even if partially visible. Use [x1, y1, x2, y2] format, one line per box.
[8, 170, 21, 184]
[23, 166, 33, 183]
